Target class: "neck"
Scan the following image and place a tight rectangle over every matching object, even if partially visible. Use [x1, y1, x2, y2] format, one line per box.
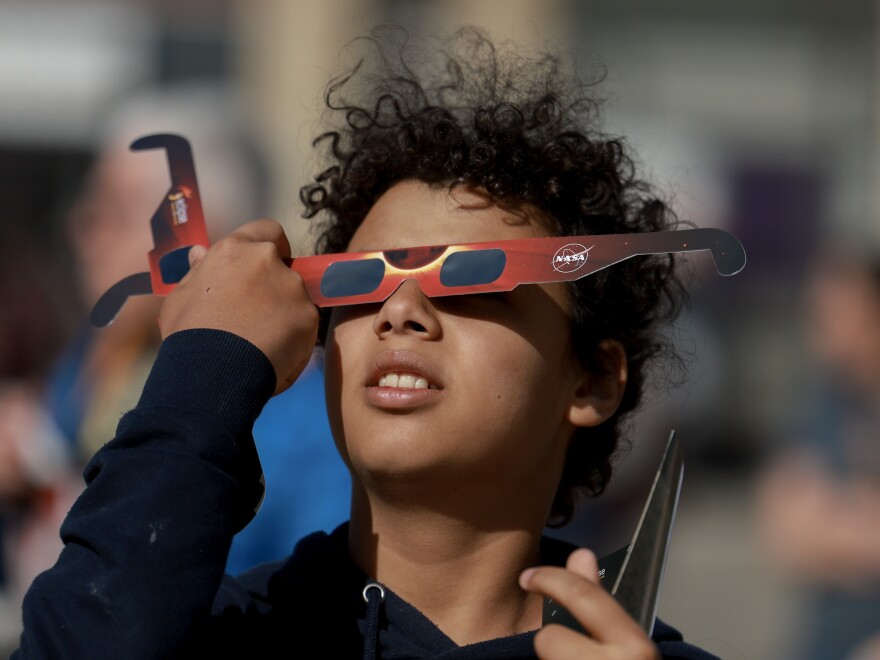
[348, 480, 553, 646]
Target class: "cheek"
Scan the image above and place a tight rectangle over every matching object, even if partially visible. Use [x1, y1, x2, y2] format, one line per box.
[322, 322, 348, 432]
[453, 345, 574, 484]
[322, 311, 372, 430]
[463, 332, 573, 434]
[322, 330, 358, 469]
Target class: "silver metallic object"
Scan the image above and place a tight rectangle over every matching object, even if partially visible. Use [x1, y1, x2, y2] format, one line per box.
[542, 430, 683, 636]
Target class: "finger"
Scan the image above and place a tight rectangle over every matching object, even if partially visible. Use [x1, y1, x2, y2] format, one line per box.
[187, 244, 208, 268]
[520, 566, 644, 644]
[175, 245, 208, 289]
[565, 548, 599, 584]
[533, 623, 601, 660]
[228, 219, 292, 260]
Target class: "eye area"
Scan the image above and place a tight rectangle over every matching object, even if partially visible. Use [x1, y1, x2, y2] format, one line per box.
[320, 258, 386, 298]
[439, 249, 506, 288]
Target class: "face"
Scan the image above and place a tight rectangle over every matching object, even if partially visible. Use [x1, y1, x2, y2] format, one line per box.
[324, 180, 602, 504]
[67, 142, 165, 334]
[68, 143, 166, 307]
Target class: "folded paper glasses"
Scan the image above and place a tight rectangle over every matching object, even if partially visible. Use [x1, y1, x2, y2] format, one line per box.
[91, 134, 746, 327]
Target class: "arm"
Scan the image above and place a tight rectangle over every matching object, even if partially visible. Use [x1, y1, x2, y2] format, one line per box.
[15, 220, 318, 659]
[17, 330, 273, 659]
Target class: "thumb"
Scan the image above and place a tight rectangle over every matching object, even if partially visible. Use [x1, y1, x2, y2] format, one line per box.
[188, 244, 208, 268]
[566, 548, 600, 584]
[175, 244, 209, 288]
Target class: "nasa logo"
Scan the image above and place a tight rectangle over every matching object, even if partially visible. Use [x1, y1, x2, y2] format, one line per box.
[551, 243, 592, 273]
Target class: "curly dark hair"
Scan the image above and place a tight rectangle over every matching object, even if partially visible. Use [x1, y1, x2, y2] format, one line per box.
[301, 27, 687, 526]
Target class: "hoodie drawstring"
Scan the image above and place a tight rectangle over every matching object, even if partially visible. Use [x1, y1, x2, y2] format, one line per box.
[362, 581, 386, 660]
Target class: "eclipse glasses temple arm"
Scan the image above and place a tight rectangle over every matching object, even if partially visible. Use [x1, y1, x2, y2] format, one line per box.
[591, 227, 746, 277]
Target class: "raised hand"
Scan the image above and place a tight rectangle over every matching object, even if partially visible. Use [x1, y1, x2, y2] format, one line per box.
[159, 219, 319, 394]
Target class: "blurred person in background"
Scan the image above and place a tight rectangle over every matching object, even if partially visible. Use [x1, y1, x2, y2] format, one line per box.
[54, 85, 268, 461]
[0, 86, 348, 650]
[52, 85, 349, 575]
[758, 252, 880, 660]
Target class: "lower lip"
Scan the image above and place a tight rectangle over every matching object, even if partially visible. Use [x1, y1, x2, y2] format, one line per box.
[364, 386, 443, 410]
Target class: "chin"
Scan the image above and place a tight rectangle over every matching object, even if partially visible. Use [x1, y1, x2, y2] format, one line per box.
[347, 447, 462, 490]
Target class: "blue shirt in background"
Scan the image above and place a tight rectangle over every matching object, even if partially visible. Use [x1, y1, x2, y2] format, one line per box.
[225, 358, 350, 575]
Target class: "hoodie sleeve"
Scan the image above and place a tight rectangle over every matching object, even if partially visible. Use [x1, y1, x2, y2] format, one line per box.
[14, 329, 276, 660]
[654, 619, 721, 660]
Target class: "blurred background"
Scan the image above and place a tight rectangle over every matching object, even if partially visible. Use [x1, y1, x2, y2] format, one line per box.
[2, 0, 879, 658]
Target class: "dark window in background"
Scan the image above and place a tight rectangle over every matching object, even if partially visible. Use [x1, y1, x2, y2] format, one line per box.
[0, 146, 92, 379]
[728, 162, 824, 279]
[0, 146, 93, 242]
[684, 161, 827, 471]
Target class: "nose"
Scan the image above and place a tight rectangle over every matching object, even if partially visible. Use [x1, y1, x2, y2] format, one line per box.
[372, 279, 442, 339]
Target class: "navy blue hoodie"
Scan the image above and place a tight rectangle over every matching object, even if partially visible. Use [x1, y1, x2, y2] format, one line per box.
[14, 330, 717, 659]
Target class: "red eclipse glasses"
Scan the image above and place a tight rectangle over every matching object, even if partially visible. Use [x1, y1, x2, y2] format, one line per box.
[289, 228, 745, 308]
[90, 134, 746, 327]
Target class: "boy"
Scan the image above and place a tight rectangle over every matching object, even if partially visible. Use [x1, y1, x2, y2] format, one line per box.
[16, 29, 715, 658]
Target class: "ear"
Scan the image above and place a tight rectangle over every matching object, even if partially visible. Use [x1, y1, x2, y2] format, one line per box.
[566, 340, 627, 428]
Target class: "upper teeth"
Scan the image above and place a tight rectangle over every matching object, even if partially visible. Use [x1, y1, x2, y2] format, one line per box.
[378, 372, 432, 389]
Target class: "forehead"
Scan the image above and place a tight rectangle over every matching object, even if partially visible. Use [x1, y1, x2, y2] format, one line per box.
[347, 180, 552, 252]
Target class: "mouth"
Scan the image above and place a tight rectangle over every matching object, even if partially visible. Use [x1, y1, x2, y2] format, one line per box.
[364, 350, 443, 394]
[376, 372, 441, 390]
